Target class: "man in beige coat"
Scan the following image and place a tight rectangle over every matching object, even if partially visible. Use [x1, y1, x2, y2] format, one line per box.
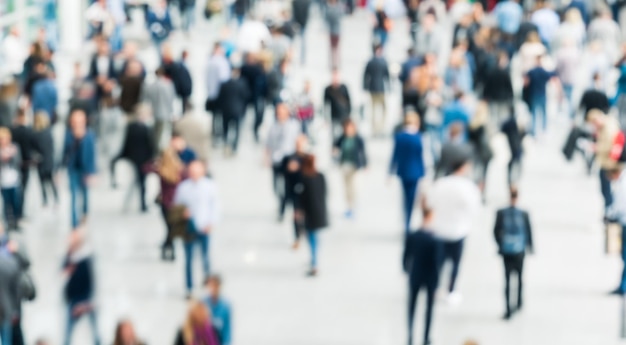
[588, 109, 621, 214]
[174, 107, 211, 164]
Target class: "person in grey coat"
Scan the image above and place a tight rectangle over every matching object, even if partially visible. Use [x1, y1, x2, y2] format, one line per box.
[141, 67, 176, 151]
[0, 225, 25, 345]
[414, 13, 442, 57]
[363, 45, 390, 137]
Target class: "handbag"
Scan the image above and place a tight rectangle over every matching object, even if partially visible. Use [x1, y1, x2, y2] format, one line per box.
[19, 271, 36, 301]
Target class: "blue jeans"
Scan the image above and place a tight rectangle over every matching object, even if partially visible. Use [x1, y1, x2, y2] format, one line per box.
[64, 303, 101, 345]
[109, 25, 124, 53]
[562, 84, 574, 119]
[373, 28, 388, 47]
[600, 169, 613, 210]
[306, 230, 318, 268]
[401, 179, 419, 235]
[181, 5, 195, 31]
[184, 227, 210, 291]
[0, 321, 12, 345]
[68, 170, 89, 228]
[530, 95, 547, 136]
[620, 225, 626, 292]
[1, 187, 21, 228]
[299, 27, 307, 65]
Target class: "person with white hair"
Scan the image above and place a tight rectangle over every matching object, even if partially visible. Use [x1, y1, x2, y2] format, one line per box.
[0, 27, 28, 79]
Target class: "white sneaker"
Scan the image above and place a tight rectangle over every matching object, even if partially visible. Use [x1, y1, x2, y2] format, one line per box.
[447, 291, 463, 306]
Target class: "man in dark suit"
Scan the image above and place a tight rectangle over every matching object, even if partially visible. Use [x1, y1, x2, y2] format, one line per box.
[217, 69, 250, 156]
[363, 45, 390, 137]
[389, 112, 425, 236]
[403, 207, 443, 345]
[493, 187, 534, 320]
[11, 111, 35, 219]
[162, 45, 193, 114]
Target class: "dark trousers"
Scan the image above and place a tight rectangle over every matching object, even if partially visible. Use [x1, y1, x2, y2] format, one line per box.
[222, 116, 241, 152]
[1, 187, 21, 228]
[401, 179, 419, 235]
[503, 253, 525, 315]
[408, 282, 436, 345]
[11, 319, 24, 345]
[252, 98, 266, 141]
[281, 191, 304, 240]
[507, 156, 522, 187]
[272, 163, 286, 216]
[442, 238, 465, 292]
[182, 96, 190, 114]
[133, 164, 148, 211]
[600, 169, 613, 210]
[38, 169, 58, 206]
[19, 166, 29, 216]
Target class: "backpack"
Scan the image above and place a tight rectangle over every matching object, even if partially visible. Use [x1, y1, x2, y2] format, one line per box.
[500, 208, 527, 255]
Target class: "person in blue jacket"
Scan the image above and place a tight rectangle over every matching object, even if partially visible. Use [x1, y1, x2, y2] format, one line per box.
[62, 109, 97, 228]
[390, 112, 425, 236]
[146, 0, 173, 54]
[204, 275, 232, 345]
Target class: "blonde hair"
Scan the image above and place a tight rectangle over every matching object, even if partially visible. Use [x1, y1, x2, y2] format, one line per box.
[183, 301, 212, 344]
[564, 8, 582, 23]
[34, 112, 50, 131]
[0, 127, 12, 142]
[526, 31, 541, 43]
[157, 148, 184, 185]
[404, 111, 421, 127]
[0, 80, 18, 100]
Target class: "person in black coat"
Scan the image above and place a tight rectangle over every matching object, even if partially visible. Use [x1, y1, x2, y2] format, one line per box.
[87, 39, 116, 107]
[111, 109, 155, 212]
[483, 52, 514, 130]
[281, 135, 308, 247]
[240, 54, 267, 142]
[324, 70, 352, 139]
[501, 107, 525, 188]
[580, 73, 610, 120]
[403, 207, 444, 345]
[292, 0, 312, 64]
[162, 47, 193, 114]
[363, 46, 390, 137]
[11, 111, 34, 218]
[298, 154, 328, 277]
[32, 113, 58, 207]
[217, 70, 250, 155]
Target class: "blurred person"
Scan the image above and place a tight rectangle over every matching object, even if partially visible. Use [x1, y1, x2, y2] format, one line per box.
[292, 0, 312, 65]
[85, 0, 115, 38]
[422, 77, 450, 164]
[555, 39, 582, 119]
[0, 80, 19, 129]
[372, 1, 391, 47]
[435, 123, 472, 179]
[11, 111, 34, 219]
[236, 15, 271, 54]
[404, 54, 437, 125]
[494, 187, 534, 320]
[113, 319, 145, 345]
[298, 154, 328, 277]
[87, 38, 116, 109]
[141, 67, 176, 150]
[580, 73, 610, 118]
[363, 45, 390, 137]
[32, 113, 58, 207]
[518, 32, 546, 76]
[281, 136, 308, 248]
[325, 0, 344, 69]
[174, 161, 220, 297]
[524, 55, 557, 137]
[232, 0, 249, 27]
[111, 107, 155, 212]
[614, 46, 626, 126]
[333, 120, 367, 218]
[389, 113, 425, 236]
[63, 229, 101, 345]
[174, 105, 211, 165]
[552, 8, 585, 50]
[494, 0, 523, 37]
[118, 60, 144, 116]
[585, 40, 611, 92]
[179, 0, 197, 33]
[530, 0, 559, 50]
[162, 44, 193, 115]
[174, 301, 220, 345]
[399, 49, 423, 86]
[324, 70, 352, 139]
[23, 60, 48, 102]
[588, 10, 621, 62]
[295, 80, 315, 135]
[31, 65, 58, 123]
[69, 63, 98, 126]
[266, 103, 302, 220]
[107, 0, 127, 53]
[267, 25, 292, 69]
[414, 13, 442, 57]
[170, 133, 197, 166]
[467, 101, 492, 198]
[118, 42, 146, 81]
[588, 110, 621, 216]
[608, 165, 626, 295]
[441, 92, 470, 141]
[147, 0, 173, 51]
[204, 275, 232, 345]
[404, 207, 444, 345]
[240, 53, 268, 142]
[483, 52, 513, 133]
[501, 106, 525, 188]
[417, 0, 445, 23]
[444, 48, 473, 95]
[266, 59, 288, 107]
[452, 11, 480, 51]
[205, 43, 232, 146]
[0, 128, 22, 231]
[22, 43, 46, 87]
[427, 155, 482, 304]
[62, 109, 97, 228]
[216, 69, 250, 156]
[1, 27, 28, 79]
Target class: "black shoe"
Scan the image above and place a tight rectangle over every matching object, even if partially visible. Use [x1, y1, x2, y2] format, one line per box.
[502, 312, 512, 320]
[306, 268, 318, 277]
[610, 288, 625, 295]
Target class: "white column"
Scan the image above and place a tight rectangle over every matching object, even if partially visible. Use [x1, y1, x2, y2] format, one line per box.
[59, 0, 84, 55]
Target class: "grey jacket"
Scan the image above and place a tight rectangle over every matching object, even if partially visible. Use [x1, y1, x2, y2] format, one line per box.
[325, 3, 343, 35]
[414, 28, 442, 57]
[141, 77, 176, 121]
[0, 252, 20, 322]
[363, 56, 390, 93]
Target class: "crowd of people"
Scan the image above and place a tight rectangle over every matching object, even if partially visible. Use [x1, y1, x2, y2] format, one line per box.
[2, 0, 626, 343]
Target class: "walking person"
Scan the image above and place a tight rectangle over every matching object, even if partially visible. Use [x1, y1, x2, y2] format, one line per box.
[372, 1, 391, 47]
[10, 111, 34, 219]
[435, 123, 472, 179]
[118, 60, 144, 116]
[179, 0, 196, 33]
[333, 119, 367, 218]
[0, 227, 21, 345]
[266, 103, 302, 221]
[217, 69, 250, 156]
[323, 70, 352, 139]
[524, 55, 557, 138]
[62, 109, 97, 228]
[281, 135, 308, 248]
[63, 229, 101, 345]
[588, 110, 621, 217]
[162, 44, 193, 115]
[292, 0, 312, 65]
[205, 43, 232, 146]
[494, 187, 534, 320]
[426, 155, 482, 305]
[32, 113, 58, 208]
[141, 66, 176, 150]
[147, 0, 173, 52]
[240, 53, 268, 143]
[325, 0, 344, 70]
[174, 161, 220, 298]
[404, 207, 444, 345]
[389, 113, 425, 236]
[363, 45, 390, 138]
[174, 301, 221, 345]
[0, 128, 22, 231]
[204, 275, 232, 345]
[31, 65, 58, 123]
[298, 154, 328, 277]
[501, 106, 525, 188]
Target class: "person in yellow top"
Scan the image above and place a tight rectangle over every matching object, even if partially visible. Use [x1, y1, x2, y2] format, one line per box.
[588, 109, 621, 215]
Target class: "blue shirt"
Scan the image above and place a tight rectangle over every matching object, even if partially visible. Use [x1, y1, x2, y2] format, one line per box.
[204, 296, 232, 345]
[527, 67, 554, 99]
[32, 78, 58, 119]
[178, 147, 196, 165]
[442, 101, 470, 129]
[494, 1, 523, 35]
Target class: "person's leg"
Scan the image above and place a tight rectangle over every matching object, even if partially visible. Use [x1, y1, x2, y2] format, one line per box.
[254, 98, 265, 141]
[306, 230, 318, 269]
[136, 164, 148, 211]
[184, 239, 194, 293]
[47, 171, 59, 204]
[200, 233, 211, 278]
[38, 168, 48, 206]
[401, 179, 419, 235]
[343, 165, 356, 212]
[448, 238, 465, 293]
[407, 283, 419, 345]
[516, 254, 525, 310]
[81, 176, 89, 222]
[600, 169, 614, 211]
[19, 166, 29, 216]
[423, 286, 436, 344]
[88, 309, 101, 345]
[530, 99, 539, 137]
[1, 189, 11, 228]
[503, 256, 513, 317]
[540, 96, 548, 134]
[232, 117, 241, 152]
[11, 187, 22, 224]
[0, 320, 12, 345]
[63, 304, 76, 345]
[68, 170, 80, 228]
[370, 93, 378, 135]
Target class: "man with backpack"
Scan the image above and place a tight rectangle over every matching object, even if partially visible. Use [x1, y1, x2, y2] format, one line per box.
[493, 187, 534, 320]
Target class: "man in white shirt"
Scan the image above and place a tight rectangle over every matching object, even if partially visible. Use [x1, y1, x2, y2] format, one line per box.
[426, 156, 481, 305]
[237, 16, 272, 54]
[1, 27, 27, 78]
[174, 160, 220, 297]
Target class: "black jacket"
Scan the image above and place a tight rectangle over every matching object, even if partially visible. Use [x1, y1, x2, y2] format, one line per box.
[87, 55, 116, 81]
[333, 135, 367, 169]
[117, 122, 155, 166]
[163, 61, 193, 98]
[32, 128, 55, 173]
[483, 67, 514, 102]
[363, 56, 389, 93]
[580, 89, 610, 117]
[64, 256, 94, 305]
[324, 84, 352, 121]
[403, 230, 444, 288]
[281, 153, 305, 200]
[292, 0, 312, 28]
[119, 76, 143, 113]
[494, 206, 534, 255]
[299, 173, 329, 230]
[11, 125, 35, 164]
[217, 78, 250, 119]
[240, 63, 266, 100]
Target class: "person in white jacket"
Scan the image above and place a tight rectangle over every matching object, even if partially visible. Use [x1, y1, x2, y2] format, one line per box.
[425, 155, 481, 305]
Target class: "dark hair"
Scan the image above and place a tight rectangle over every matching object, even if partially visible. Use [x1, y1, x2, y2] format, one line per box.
[301, 154, 317, 176]
[204, 274, 222, 286]
[510, 187, 519, 200]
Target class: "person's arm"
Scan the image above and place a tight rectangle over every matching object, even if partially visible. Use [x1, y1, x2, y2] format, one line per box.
[493, 210, 503, 249]
[343, 85, 352, 113]
[86, 132, 97, 175]
[389, 136, 399, 176]
[363, 62, 371, 91]
[360, 137, 368, 168]
[402, 236, 412, 273]
[525, 211, 534, 253]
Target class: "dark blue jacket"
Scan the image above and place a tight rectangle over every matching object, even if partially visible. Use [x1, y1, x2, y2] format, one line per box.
[146, 10, 173, 41]
[403, 230, 444, 289]
[32, 78, 58, 119]
[163, 61, 193, 98]
[63, 256, 95, 305]
[390, 131, 425, 181]
[62, 130, 97, 175]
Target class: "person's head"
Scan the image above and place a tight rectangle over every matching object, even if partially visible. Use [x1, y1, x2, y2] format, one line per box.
[123, 41, 138, 59]
[69, 109, 88, 138]
[407, 48, 415, 58]
[183, 301, 213, 343]
[404, 111, 421, 130]
[125, 59, 143, 77]
[373, 44, 383, 56]
[449, 49, 465, 68]
[114, 319, 139, 345]
[68, 228, 86, 253]
[0, 127, 12, 148]
[424, 53, 437, 66]
[343, 118, 357, 137]
[534, 54, 543, 67]
[188, 160, 206, 181]
[161, 43, 174, 63]
[564, 7, 583, 24]
[587, 109, 607, 129]
[181, 50, 189, 61]
[422, 13, 436, 30]
[295, 134, 308, 153]
[498, 51, 509, 68]
[526, 31, 541, 44]
[205, 274, 223, 297]
[448, 122, 464, 140]
[156, 0, 168, 9]
[275, 103, 290, 123]
[213, 42, 225, 56]
[331, 69, 341, 86]
[34, 112, 51, 132]
[170, 132, 187, 151]
[15, 109, 28, 126]
[301, 154, 317, 176]
[451, 158, 471, 176]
